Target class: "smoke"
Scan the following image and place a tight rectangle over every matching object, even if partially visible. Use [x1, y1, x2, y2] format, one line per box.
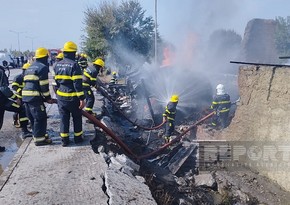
[108, 0, 264, 121]
[134, 0, 245, 119]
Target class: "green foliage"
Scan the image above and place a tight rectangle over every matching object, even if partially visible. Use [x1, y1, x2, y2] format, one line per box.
[82, 0, 156, 69]
[275, 16, 290, 57]
[206, 29, 242, 73]
[208, 29, 242, 52]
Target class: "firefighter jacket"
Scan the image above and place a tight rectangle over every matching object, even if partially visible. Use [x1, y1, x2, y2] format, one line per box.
[22, 61, 51, 103]
[12, 72, 24, 99]
[163, 101, 178, 121]
[210, 94, 231, 113]
[0, 66, 17, 104]
[109, 75, 118, 84]
[82, 66, 99, 88]
[54, 58, 85, 101]
[78, 56, 88, 70]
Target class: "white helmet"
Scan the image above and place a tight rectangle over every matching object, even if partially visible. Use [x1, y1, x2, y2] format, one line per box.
[216, 84, 225, 95]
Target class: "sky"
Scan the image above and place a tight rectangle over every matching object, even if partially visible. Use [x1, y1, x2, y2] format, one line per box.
[0, 0, 289, 52]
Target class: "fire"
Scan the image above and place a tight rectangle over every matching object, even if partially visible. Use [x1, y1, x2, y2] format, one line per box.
[161, 46, 174, 68]
[160, 32, 199, 69]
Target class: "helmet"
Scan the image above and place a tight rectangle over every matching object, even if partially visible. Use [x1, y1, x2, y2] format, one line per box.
[93, 58, 105, 67]
[80, 53, 84, 57]
[34, 47, 49, 59]
[170, 95, 179, 102]
[2, 60, 8, 67]
[22, 63, 31, 70]
[216, 84, 225, 95]
[63, 41, 77, 52]
[112, 71, 117, 75]
[56, 52, 64, 59]
[84, 54, 88, 58]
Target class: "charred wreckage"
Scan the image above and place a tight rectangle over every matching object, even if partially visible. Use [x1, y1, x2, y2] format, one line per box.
[84, 66, 239, 204]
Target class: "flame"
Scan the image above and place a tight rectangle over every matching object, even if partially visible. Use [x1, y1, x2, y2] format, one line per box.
[160, 32, 199, 69]
[161, 46, 174, 68]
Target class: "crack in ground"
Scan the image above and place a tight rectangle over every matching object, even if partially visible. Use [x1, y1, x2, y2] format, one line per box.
[101, 175, 110, 205]
[266, 67, 277, 101]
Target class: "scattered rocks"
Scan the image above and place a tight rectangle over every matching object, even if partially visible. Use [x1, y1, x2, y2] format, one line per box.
[194, 173, 216, 189]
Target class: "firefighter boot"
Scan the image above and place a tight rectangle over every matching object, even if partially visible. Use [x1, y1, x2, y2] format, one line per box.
[164, 136, 171, 144]
[62, 137, 70, 147]
[74, 135, 84, 144]
[21, 127, 33, 139]
[34, 137, 53, 146]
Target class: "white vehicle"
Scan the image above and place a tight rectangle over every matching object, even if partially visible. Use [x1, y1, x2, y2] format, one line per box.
[0, 51, 16, 68]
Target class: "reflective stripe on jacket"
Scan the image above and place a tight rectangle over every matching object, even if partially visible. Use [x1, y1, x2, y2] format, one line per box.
[54, 58, 85, 101]
[210, 94, 231, 113]
[12, 74, 24, 99]
[22, 61, 51, 103]
[163, 101, 177, 121]
[82, 66, 99, 87]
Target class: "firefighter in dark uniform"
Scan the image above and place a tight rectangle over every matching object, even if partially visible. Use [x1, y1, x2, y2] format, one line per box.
[22, 47, 55, 146]
[54, 41, 86, 147]
[0, 63, 32, 149]
[210, 84, 231, 129]
[11, 62, 31, 128]
[51, 52, 63, 93]
[83, 58, 104, 116]
[78, 53, 88, 71]
[109, 71, 118, 85]
[163, 95, 179, 143]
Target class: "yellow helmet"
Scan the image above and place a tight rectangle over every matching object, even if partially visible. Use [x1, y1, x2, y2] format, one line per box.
[93, 58, 105, 67]
[63, 41, 77, 52]
[80, 53, 84, 57]
[84, 54, 88, 58]
[34, 47, 49, 59]
[22, 63, 31, 70]
[170, 95, 179, 102]
[112, 71, 117, 75]
[56, 52, 64, 59]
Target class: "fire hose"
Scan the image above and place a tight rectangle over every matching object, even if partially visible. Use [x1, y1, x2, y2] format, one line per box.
[82, 107, 214, 160]
[51, 89, 214, 159]
[98, 86, 166, 130]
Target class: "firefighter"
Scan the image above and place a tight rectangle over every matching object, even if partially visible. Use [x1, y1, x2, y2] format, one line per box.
[22, 47, 55, 146]
[83, 58, 104, 117]
[11, 63, 31, 128]
[51, 52, 63, 93]
[210, 84, 231, 129]
[55, 52, 64, 62]
[54, 41, 86, 147]
[163, 95, 179, 143]
[109, 71, 118, 85]
[0, 63, 32, 148]
[78, 53, 88, 71]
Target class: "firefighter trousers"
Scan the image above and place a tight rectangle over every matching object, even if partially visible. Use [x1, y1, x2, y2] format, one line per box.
[57, 99, 83, 138]
[0, 99, 29, 130]
[165, 120, 175, 137]
[24, 101, 47, 139]
[212, 111, 229, 129]
[84, 87, 95, 113]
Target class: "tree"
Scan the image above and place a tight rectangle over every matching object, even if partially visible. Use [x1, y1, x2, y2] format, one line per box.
[82, 0, 157, 71]
[275, 16, 290, 57]
[206, 29, 242, 73]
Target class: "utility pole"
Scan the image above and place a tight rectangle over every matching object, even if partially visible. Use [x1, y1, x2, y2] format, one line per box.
[9, 30, 25, 52]
[26, 36, 37, 51]
[154, 0, 158, 66]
